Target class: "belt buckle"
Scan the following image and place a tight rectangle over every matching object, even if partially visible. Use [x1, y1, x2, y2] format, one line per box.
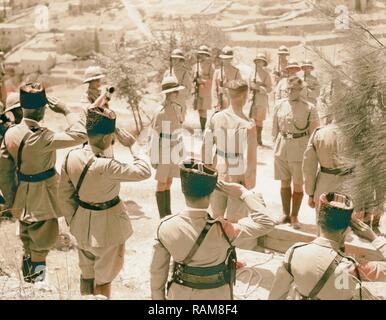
[287, 133, 293, 139]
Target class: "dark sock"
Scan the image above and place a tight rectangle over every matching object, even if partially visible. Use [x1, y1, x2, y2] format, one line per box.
[165, 190, 172, 216]
[199, 117, 207, 132]
[291, 192, 304, 217]
[156, 191, 166, 219]
[80, 276, 95, 295]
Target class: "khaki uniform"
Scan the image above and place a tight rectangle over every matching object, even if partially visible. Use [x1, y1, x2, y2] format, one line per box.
[358, 236, 386, 282]
[249, 68, 272, 122]
[164, 68, 192, 120]
[204, 108, 257, 222]
[302, 73, 321, 105]
[272, 60, 288, 85]
[150, 192, 275, 300]
[192, 62, 215, 111]
[212, 65, 242, 109]
[272, 99, 319, 184]
[0, 115, 87, 259]
[269, 237, 361, 300]
[151, 102, 184, 183]
[59, 145, 151, 284]
[274, 77, 289, 101]
[302, 124, 352, 205]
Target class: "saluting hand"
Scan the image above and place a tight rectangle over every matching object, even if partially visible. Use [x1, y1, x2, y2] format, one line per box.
[115, 127, 136, 148]
[350, 219, 377, 242]
[216, 181, 246, 199]
[47, 96, 69, 115]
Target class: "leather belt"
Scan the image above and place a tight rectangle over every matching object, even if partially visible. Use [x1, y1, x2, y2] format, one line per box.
[76, 196, 121, 211]
[216, 149, 243, 159]
[172, 262, 230, 290]
[320, 166, 353, 176]
[18, 168, 56, 183]
[280, 131, 309, 139]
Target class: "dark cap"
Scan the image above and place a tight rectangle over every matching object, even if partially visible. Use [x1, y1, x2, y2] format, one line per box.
[180, 159, 218, 198]
[226, 79, 249, 94]
[86, 106, 116, 136]
[20, 83, 48, 110]
[318, 192, 354, 231]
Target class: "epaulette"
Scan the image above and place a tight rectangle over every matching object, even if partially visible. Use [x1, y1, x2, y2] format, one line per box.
[156, 213, 180, 247]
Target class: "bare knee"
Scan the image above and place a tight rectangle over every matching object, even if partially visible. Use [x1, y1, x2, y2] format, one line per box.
[281, 180, 291, 189]
[293, 183, 303, 193]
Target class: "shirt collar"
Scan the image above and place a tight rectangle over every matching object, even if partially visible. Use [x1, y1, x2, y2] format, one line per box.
[312, 237, 342, 251]
[181, 206, 210, 218]
[23, 118, 41, 128]
[84, 144, 110, 157]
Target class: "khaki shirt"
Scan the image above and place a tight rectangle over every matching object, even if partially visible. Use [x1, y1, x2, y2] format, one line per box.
[164, 68, 192, 108]
[58, 145, 151, 248]
[192, 62, 215, 98]
[150, 192, 275, 300]
[249, 67, 272, 108]
[150, 102, 183, 165]
[272, 99, 319, 162]
[269, 237, 386, 300]
[212, 65, 242, 108]
[274, 77, 289, 101]
[0, 115, 87, 222]
[359, 237, 386, 282]
[302, 73, 321, 105]
[302, 124, 351, 200]
[203, 108, 257, 188]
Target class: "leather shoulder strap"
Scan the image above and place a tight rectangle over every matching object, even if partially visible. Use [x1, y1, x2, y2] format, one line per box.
[183, 217, 213, 265]
[17, 131, 32, 172]
[75, 157, 96, 197]
[307, 253, 343, 299]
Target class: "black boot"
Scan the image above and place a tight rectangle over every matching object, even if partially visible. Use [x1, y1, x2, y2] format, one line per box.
[80, 276, 95, 295]
[21, 255, 32, 283]
[30, 261, 46, 283]
[199, 117, 207, 132]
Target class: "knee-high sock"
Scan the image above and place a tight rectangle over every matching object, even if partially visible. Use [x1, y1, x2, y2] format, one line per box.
[164, 190, 172, 215]
[156, 191, 167, 219]
[199, 117, 207, 132]
[280, 187, 292, 223]
[291, 192, 304, 217]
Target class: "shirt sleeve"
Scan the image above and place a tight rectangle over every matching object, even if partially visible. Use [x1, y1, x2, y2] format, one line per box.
[302, 131, 319, 196]
[268, 248, 294, 300]
[105, 155, 152, 183]
[0, 139, 17, 209]
[58, 154, 78, 225]
[265, 72, 273, 94]
[45, 113, 87, 150]
[231, 192, 275, 249]
[150, 231, 171, 300]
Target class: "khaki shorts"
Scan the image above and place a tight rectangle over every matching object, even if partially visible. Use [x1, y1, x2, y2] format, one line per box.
[250, 105, 267, 122]
[78, 243, 125, 285]
[155, 164, 180, 183]
[210, 189, 248, 222]
[20, 219, 59, 261]
[274, 157, 303, 185]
